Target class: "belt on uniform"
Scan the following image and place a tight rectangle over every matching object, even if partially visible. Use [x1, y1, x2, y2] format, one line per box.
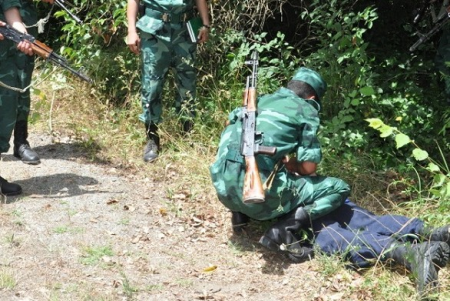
[144, 8, 194, 23]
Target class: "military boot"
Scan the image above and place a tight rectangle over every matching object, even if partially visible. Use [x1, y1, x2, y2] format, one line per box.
[259, 207, 314, 263]
[231, 211, 249, 234]
[386, 241, 450, 300]
[0, 176, 22, 196]
[421, 225, 450, 247]
[13, 120, 40, 165]
[143, 123, 159, 163]
[181, 119, 193, 135]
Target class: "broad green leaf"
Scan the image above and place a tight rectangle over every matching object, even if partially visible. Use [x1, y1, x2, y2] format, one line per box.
[433, 174, 446, 187]
[379, 125, 393, 138]
[351, 98, 360, 106]
[360, 86, 375, 96]
[395, 133, 410, 149]
[445, 182, 450, 198]
[366, 118, 384, 129]
[427, 162, 440, 173]
[412, 148, 429, 161]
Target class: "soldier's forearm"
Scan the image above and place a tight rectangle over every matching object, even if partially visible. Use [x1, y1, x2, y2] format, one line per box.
[195, 0, 210, 27]
[4, 7, 26, 33]
[127, 0, 139, 33]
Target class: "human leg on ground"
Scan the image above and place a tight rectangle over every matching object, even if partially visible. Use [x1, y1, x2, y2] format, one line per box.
[312, 201, 450, 299]
[259, 176, 350, 261]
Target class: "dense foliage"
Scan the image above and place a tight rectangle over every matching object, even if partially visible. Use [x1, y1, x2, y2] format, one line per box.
[36, 0, 450, 220]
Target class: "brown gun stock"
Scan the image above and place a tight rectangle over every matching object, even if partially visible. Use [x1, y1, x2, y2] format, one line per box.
[243, 155, 265, 203]
[241, 51, 277, 204]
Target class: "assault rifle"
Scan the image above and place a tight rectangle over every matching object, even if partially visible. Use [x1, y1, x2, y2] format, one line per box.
[54, 0, 83, 24]
[410, 12, 450, 51]
[0, 24, 92, 83]
[240, 51, 277, 204]
[410, 1, 450, 52]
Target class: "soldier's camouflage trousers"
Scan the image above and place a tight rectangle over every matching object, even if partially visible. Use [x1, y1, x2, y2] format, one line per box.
[0, 40, 35, 153]
[139, 28, 197, 125]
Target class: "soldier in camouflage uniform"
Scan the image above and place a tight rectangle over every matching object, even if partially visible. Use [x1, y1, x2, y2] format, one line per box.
[210, 67, 351, 260]
[0, 0, 37, 195]
[126, 0, 210, 162]
[0, 0, 49, 168]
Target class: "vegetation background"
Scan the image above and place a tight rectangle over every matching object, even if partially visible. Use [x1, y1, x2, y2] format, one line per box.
[13, 0, 450, 299]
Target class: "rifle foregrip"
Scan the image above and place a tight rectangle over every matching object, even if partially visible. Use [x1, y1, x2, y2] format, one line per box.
[31, 41, 53, 59]
[243, 156, 265, 204]
[246, 88, 257, 111]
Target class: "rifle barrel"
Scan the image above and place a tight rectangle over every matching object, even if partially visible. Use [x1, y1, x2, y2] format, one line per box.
[410, 16, 450, 52]
[54, 0, 83, 24]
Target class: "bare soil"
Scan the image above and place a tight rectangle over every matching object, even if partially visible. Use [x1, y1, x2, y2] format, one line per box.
[0, 132, 448, 301]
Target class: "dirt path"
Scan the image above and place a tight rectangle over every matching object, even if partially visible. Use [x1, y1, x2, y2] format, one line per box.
[0, 133, 443, 301]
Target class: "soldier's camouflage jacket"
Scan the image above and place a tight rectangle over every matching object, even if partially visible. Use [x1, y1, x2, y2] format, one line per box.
[210, 87, 350, 221]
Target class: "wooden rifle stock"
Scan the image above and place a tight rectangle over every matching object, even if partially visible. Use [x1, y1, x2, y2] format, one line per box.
[242, 84, 265, 204]
[243, 155, 265, 203]
[240, 52, 276, 204]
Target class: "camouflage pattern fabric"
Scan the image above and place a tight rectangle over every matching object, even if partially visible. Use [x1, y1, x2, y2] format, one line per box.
[0, 0, 37, 153]
[136, 0, 197, 125]
[210, 87, 351, 221]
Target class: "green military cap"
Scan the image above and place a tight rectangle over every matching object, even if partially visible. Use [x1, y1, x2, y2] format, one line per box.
[292, 67, 327, 100]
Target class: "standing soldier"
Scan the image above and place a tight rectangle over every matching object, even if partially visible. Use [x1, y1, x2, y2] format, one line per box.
[0, 0, 39, 195]
[126, 0, 211, 163]
[1, 0, 54, 167]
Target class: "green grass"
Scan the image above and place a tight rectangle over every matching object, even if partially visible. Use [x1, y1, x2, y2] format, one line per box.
[0, 269, 16, 289]
[80, 245, 114, 266]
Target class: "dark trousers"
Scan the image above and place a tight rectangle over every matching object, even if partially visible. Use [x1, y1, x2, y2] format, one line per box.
[312, 200, 424, 268]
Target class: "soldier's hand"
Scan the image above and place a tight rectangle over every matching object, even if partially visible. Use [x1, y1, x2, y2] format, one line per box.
[126, 31, 141, 55]
[17, 40, 34, 56]
[197, 26, 209, 44]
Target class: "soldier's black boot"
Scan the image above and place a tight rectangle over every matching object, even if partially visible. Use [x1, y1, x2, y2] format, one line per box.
[143, 123, 159, 163]
[0, 176, 22, 196]
[386, 241, 450, 300]
[421, 225, 450, 247]
[13, 120, 40, 165]
[181, 119, 193, 135]
[259, 207, 314, 263]
[231, 211, 249, 234]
